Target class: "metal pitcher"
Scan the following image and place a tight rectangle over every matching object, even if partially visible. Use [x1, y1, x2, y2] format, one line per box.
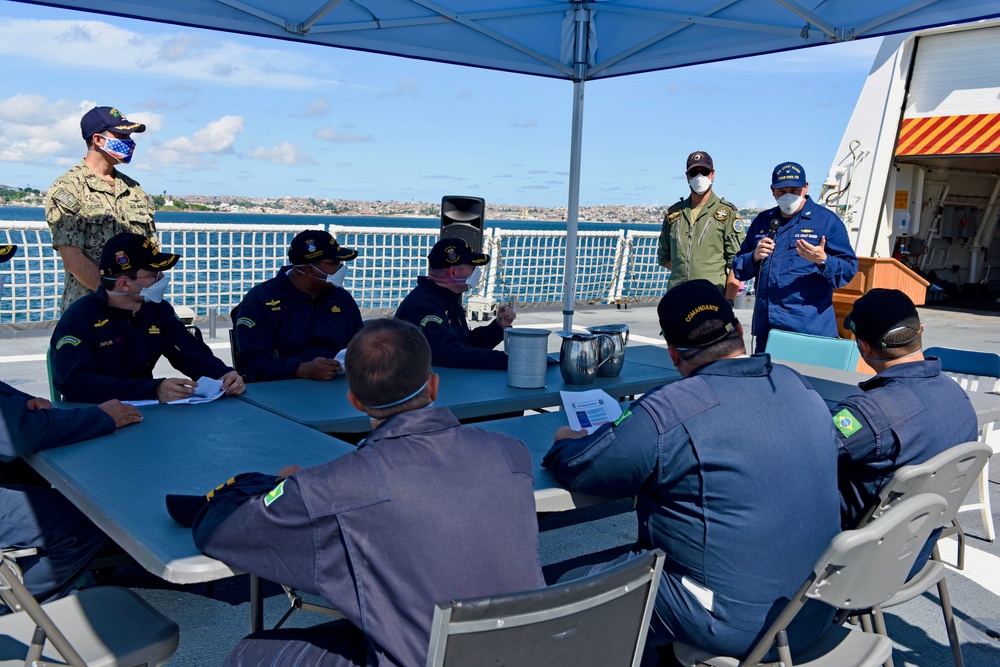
[585, 324, 630, 377]
[503, 328, 551, 388]
[556, 331, 615, 385]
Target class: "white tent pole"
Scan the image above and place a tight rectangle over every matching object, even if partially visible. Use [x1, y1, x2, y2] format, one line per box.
[563, 8, 590, 332]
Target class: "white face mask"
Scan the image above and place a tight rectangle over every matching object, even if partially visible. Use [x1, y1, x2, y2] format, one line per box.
[689, 174, 712, 195]
[322, 264, 348, 288]
[129, 272, 170, 303]
[465, 266, 483, 289]
[777, 193, 804, 215]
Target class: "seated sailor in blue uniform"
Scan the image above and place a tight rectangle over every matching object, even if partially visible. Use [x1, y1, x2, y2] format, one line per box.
[233, 229, 364, 382]
[0, 243, 143, 611]
[395, 237, 515, 370]
[185, 318, 545, 666]
[49, 232, 245, 404]
[544, 279, 840, 665]
[834, 289, 978, 571]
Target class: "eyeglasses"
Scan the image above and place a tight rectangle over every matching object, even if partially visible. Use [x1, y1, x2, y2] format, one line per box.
[687, 168, 712, 178]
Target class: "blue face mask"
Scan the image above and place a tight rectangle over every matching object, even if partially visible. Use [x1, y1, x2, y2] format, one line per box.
[99, 136, 137, 164]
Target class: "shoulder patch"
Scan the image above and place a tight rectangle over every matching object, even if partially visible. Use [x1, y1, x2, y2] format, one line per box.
[264, 480, 285, 508]
[833, 408, 862, 438]
[51, 188, 80, 211]
[713, 207, 730, 221]
[55, 335, 81, 349]
[420, 315, 444, 327]
[236, 317, 256, 329]
[733, 218, 744, 234]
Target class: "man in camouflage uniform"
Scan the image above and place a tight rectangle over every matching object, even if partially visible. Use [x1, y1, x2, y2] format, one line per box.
[657, 151, 743, 303]
[46, 106, 156, 312]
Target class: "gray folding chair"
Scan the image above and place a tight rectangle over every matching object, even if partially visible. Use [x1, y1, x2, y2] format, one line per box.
[674, 493, 948, 667]
[924, 346, 1000, 542]
[0, 552, 179, 667]
[425, 549, 665, 667]
[856, 440, 991, 667]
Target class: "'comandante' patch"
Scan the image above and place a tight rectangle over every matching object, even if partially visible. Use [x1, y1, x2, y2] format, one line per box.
[420, 315, 443, 327]
[236, 317, 256, 329]
[264, 480, 285, 508]
[56, 335, 81, 349]
[833, 408, 862, 438]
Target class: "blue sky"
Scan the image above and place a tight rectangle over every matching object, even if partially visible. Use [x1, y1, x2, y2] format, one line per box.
[0, 1, 882, 209]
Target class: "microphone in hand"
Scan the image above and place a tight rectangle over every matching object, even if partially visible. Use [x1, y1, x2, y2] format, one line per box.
[767, 220, 779, 240]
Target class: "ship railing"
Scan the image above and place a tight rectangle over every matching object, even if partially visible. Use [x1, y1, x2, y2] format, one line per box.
[0, 221, 670, 327]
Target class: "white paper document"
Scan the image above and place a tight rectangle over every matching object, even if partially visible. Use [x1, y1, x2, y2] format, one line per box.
[166, 377, 226, 405]
[334, 349, 347, 366]
[560, 389, 623, 434]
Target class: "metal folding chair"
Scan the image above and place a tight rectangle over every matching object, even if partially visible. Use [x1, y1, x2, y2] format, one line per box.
[426, 550, 664, 667]
[855, 440, 991, 667]
[674, 494, 948, 667]
[766, 330, 861, 371]
[924, 346, 999, 542]
[0, 550, 179, 667]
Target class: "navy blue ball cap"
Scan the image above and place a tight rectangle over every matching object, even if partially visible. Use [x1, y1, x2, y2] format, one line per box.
[288, 230, 357, 265]
[771, 161, 807, 188]
[657, 279, 738, 348]
[427, 237, 489, 269]
[81, 106, 146, 140]
[99, 232, 180, 278]
[0, 245, 16, 263]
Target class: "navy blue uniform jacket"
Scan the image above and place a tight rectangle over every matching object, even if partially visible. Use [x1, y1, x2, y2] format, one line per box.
[193, 407, 545, 667]
[50, 287, 232, 403]
[732, 197, 858, 340]
[833, 358, 978, 568]
[395, 276, 507, 370]
[544, 355, 840, 657]
[0, 381, 114, 461]
[233, 269, 363, 382]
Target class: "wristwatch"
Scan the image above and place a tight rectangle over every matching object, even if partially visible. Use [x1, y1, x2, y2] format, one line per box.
[817, 261, 827, 271]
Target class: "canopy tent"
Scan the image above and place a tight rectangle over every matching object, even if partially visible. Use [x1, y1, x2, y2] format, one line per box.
[20, 0, 1000, 328]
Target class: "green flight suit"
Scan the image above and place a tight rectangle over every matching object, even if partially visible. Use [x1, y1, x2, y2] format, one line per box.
[45, 161, 156, 311]
[656, 191, 744, 293]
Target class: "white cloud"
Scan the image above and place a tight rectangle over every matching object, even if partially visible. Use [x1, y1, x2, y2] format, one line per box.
[0, 94, 95, 164]
[0, 18, 341, 89]
[313, 127, 375, 142]
[248, 141, 315, 165]
[511, 119, 539, 128]
[382, 77, 419, 97]
[303, 99, 330, 118]
[143, 115, 244, 169]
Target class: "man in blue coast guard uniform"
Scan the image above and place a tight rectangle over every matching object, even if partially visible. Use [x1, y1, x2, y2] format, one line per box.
[833, 289, 977, 569]
[732, 162, 858, 352]
[395, 237, 515, 369]
[50, 233, 245, 403]
[544, 280, 840, 664]
[233, 230, 364, 382]
[189, 319, 545, 666]
[0, 244, 143, 610]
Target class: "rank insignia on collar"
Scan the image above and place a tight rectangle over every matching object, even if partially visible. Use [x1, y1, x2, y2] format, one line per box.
[149, 325, 160, 335]
[331, 306, 341, 313]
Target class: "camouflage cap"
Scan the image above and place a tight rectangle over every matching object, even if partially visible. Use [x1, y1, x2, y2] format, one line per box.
[81, 106, 146, 139]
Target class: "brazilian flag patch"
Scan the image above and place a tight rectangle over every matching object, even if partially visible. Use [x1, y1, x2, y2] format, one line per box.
[833, 408, 862, 438]
[264, 480, 285, 508]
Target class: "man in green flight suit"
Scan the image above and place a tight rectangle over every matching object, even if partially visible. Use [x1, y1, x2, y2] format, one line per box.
[45, 106, 156, 312]
[657, 151, 744, 304]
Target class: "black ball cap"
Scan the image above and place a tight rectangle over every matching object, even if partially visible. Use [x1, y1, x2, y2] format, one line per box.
[99, 233, 180, 278]
[0, 245, 17, 263]
[844, 288, 921, 348]
[657, 279, 738, 348]
[427, 237, 489, 269]
[288, 230, 358, 265]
